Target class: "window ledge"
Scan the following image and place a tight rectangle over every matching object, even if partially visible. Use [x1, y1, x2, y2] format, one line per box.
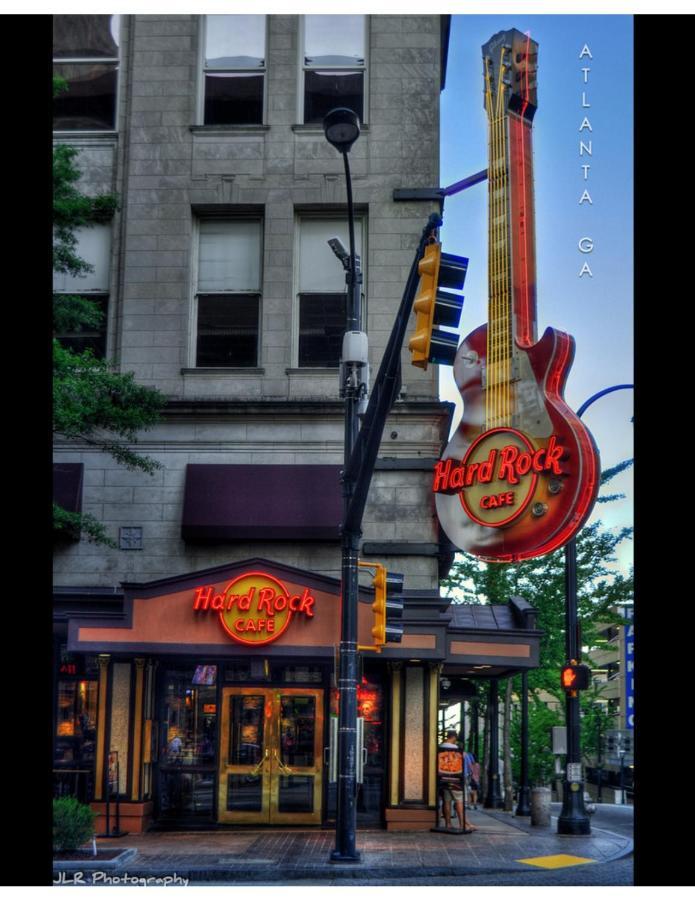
[292, 124, 369, 134]
[190, 125, 270, 135]
[182, 367, 265, 376]
[286, 367, 339, 375]
[53, 131, 118, 141]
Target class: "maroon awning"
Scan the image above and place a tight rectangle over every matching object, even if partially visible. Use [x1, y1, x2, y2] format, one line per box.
[53, 463, 84, 513]
[182, 464, 343, 542]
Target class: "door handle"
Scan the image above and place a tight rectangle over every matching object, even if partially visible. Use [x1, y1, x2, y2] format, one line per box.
[273, 749, 293, 775]
[250, 747, 269, 776]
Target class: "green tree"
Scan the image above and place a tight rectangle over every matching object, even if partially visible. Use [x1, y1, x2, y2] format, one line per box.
[441, 462, 633, 789]
[53, 77, 165, 547]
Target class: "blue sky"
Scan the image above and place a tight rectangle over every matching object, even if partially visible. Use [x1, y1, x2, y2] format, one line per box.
[438, 14, 634, 574]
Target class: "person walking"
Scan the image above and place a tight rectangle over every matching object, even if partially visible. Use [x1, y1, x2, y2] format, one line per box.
[437, 729, 475, 833]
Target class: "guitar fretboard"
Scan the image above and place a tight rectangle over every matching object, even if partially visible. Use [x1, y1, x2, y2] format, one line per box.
[484, 36, 538, 431]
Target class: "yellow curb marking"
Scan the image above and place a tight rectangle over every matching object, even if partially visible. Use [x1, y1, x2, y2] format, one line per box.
[516, 854, 596, 869]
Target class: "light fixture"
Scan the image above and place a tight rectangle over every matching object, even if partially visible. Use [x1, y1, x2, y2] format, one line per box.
[323, 107, 361, 154]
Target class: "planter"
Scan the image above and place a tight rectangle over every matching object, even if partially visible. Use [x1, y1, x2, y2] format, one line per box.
[53, 847, 138, 871]
[530, 786, 551, 827]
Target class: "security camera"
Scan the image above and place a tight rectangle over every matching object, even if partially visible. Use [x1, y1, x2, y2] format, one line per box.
[327, 237, 350, 263]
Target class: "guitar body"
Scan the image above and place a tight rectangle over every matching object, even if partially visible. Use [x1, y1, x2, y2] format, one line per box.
[435, 323, 600, 562]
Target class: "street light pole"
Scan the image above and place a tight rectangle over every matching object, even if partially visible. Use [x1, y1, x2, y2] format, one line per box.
[324, 108, 363, 864]
[557, 383, 633, 835]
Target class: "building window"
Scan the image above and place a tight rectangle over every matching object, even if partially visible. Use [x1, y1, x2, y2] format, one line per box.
[53, 14, 120, 131]
[53, 223, 111, 358]
[203, 15, 266, 125]
[302, 15, 366, 124]
[195, 219, 262, 367]
[297, 217, 363, 368]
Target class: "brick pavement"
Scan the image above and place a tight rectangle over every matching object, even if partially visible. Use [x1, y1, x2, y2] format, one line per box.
[65, 808, 632, 883]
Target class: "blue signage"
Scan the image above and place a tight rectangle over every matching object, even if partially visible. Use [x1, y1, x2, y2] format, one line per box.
[624, 607, 634, 729]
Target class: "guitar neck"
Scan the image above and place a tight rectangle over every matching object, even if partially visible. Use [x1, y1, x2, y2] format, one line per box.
[487, 114, 538, 351]
[483, 30, 539, 429]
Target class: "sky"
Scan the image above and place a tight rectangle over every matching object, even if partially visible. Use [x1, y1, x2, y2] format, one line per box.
[438, 14, 634, 576]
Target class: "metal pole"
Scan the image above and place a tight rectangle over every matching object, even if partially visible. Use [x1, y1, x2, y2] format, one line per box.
[515, 671, 531, 816]
[596, 711, 603, 804]
[557, 537, 591, 834]
[484, 678, 502, 808]
[557, 383, 633, 835]
[331, 149, 362, 864]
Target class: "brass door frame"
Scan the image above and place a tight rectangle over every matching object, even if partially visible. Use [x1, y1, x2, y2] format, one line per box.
[218, 687, 272, 825]
[218, 687, 324, 825]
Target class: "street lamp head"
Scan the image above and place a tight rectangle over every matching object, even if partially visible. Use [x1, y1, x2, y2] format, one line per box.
[323, 107, 360, 154]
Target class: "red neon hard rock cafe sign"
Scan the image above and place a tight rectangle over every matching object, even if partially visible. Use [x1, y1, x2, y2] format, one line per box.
[192, 571, 315, 646]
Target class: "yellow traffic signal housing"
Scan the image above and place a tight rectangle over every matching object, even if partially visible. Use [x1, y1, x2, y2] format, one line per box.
[408, 241, 468, 370]
[408, 242, 441, 369]
[358, 561, 405, 651]
[371, 564, 387, 646]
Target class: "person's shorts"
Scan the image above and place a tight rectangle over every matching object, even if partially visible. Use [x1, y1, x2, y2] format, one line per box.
[440, 784, 463, 803]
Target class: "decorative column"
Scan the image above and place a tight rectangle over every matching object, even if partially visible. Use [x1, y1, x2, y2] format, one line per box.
[389, 662, 402, 806]
[131, 659, 146, 801]
[427, 663, 441, 806]
[94, 655, 110, 801]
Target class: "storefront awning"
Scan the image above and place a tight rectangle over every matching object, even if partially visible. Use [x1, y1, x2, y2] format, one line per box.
[181, 464, 343, 542]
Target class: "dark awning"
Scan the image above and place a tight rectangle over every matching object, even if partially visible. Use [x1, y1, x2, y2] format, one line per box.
[182, 464, 343, 542]
[53, 463, 84, 513]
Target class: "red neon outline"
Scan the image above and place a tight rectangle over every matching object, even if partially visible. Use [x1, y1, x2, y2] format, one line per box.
[216, 570, 296, 646]
[457, 427, 539, 528]
[514, 334, 599, 560]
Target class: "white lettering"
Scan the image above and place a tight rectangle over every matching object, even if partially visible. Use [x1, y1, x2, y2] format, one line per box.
[581, 66, 591, 83]
[580, 140, 593, 156]
[579, 117, 593, 132]
[582, 164, 591, 180]
[578, 237, 594, 253]
[579, 189, 593, 205]
[579, 44, 593, 59]
[579, 262, 593, 278]
[582, 91, 591, 108]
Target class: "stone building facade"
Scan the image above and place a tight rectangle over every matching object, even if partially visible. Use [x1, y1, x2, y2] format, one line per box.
[53, 12, 454, 589]
[53, 14, 543, 833]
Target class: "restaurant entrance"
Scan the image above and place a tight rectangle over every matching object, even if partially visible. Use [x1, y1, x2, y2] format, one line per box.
[218, 687, 324, 825]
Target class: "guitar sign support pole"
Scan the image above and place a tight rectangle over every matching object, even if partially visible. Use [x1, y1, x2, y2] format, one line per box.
[557, 383, 633, 835]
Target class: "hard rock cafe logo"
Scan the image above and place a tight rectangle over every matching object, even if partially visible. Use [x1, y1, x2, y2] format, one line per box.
[433, 427, 565, 528]
[192, 571, 315, 646]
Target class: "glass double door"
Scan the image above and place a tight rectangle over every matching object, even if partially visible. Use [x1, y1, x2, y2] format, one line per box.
[218, 687, 323, 825]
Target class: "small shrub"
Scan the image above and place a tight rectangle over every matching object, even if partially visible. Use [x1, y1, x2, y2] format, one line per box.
[53, 796, 96, 853]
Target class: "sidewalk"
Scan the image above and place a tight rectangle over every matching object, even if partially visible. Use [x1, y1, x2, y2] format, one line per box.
[55, 807, 632, 884]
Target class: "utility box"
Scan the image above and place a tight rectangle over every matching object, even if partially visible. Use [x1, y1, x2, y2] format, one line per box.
[551, 726, 567, 755]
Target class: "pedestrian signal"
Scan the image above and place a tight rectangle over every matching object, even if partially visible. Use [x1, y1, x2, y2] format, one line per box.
[560, 661, 591, 694]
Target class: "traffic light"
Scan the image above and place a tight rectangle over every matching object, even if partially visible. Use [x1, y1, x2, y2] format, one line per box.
[560, 661, 592, 694]
[370, 564, 404, 648]
[408, 241, 468, 369]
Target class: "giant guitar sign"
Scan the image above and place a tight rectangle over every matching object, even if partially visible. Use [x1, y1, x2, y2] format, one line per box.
[435, 30, 600, 563]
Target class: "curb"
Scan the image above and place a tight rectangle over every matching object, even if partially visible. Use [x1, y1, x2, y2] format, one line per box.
[52, 848, 138, 872]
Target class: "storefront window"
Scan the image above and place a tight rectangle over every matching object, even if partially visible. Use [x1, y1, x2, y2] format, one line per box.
[162, 669, 217, 766]
[55, 679, 98, 766]
[159, 667, 218, 820]
[328, 671, 384, 825]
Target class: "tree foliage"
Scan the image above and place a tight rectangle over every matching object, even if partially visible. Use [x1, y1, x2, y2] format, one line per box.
[442, 463, 633, 786]
[53, 79, 165, 546]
